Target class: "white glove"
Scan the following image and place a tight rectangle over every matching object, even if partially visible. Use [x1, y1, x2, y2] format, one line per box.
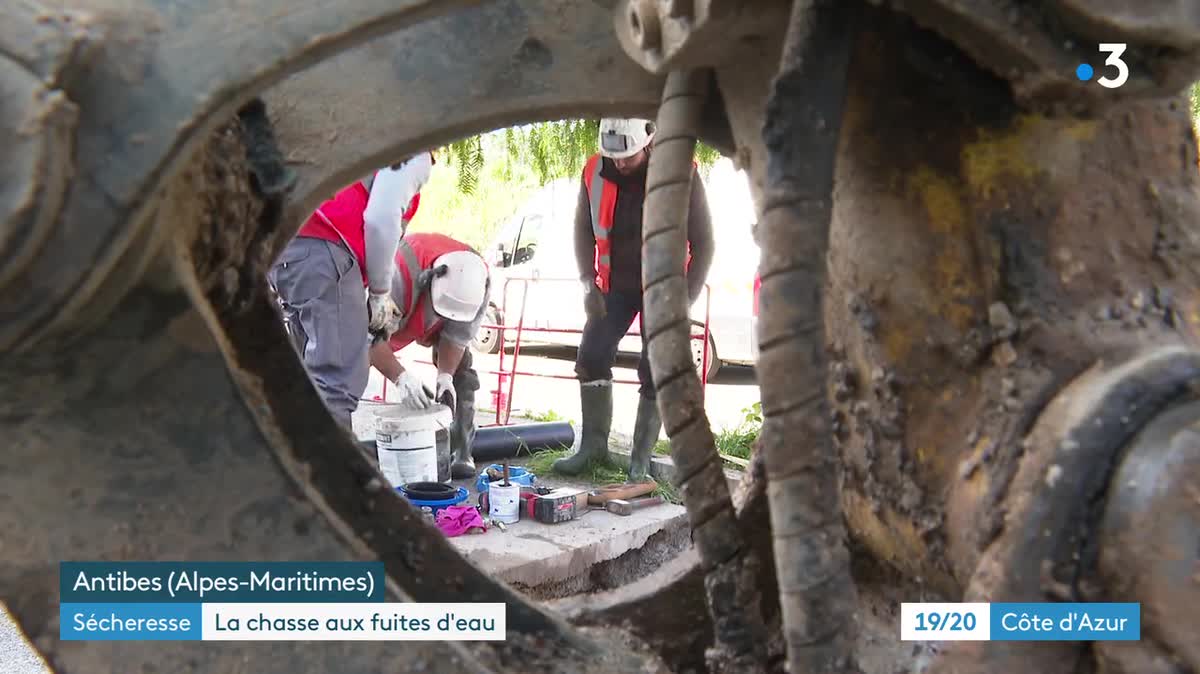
[435, 372, 455, 410]
[392, 370, 432, 409]
[368, 291, 402, 336]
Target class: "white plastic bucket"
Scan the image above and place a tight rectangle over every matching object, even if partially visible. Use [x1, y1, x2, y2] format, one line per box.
[488, 482, 521, 524]
[376, 409, 445, 488]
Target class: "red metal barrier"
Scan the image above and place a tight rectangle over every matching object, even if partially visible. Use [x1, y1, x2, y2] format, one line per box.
[376, 276, 713, 426]
[487, 276, 712, 426]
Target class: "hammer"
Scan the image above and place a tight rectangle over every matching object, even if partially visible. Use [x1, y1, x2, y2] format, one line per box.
[605, 496, 665, 516]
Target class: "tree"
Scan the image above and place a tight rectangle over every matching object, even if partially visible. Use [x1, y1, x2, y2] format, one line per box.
[440, 119, 723, 194]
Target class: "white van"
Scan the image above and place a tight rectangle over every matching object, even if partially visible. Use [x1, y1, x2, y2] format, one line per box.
[472, 158, 759, 381]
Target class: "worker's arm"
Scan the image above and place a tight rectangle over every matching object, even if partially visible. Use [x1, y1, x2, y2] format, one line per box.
[685, 169, 715, 304]
[372, 341, 435, 408]
[369, 341, 404, 382]
[574, 175, 596, 284]
[363, 153, 434, 293]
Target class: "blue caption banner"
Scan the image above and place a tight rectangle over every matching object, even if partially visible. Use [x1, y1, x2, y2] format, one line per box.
[990, 603, 1140, 641]
[60, 562, 384, 603]
[60, 603, 202, 641]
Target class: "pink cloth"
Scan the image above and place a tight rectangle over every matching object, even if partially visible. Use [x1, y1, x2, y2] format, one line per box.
[436, 505, 487, 537]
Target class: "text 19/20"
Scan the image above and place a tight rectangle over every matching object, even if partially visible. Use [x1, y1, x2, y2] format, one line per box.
[913, 612, 977, 632]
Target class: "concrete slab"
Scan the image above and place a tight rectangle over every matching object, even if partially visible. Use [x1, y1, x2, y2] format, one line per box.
[451, 497, 686, 588]
[350, 402, 735, 598]
[442, 460, 689, 596]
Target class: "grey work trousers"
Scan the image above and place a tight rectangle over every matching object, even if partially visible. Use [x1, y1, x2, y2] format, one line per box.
[269, 237, 370, 429]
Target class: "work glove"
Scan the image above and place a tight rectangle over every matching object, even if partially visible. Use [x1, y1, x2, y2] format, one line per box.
[435, 372, 456, 411]
[583, 281, 606, 320]
[368, 291, 402, 339]
[392, 370, 432, 410]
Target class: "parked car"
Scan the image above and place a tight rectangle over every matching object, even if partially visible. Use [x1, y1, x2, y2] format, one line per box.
[472, 159, 760, 382]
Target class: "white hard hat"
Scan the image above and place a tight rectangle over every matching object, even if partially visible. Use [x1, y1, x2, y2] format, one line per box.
[430, 251, 488, 322]
[598, 118, 655, 159]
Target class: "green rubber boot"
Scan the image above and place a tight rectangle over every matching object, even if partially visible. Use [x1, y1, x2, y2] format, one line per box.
[553, 381, 613, 475]
[628, 394, 662, 483]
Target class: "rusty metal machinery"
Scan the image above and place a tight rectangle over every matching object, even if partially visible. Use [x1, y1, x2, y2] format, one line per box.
[3, 0, 1200, 673]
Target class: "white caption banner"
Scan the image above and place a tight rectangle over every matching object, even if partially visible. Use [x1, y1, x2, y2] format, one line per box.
[900, 602, 990, 641]
[201, 603, 506, 641]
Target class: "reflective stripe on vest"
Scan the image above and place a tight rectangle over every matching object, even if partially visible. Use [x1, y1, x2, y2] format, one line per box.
[390, 240, 445, 348]
[584, 155, 615, 293]
[582, 154, 696, 294]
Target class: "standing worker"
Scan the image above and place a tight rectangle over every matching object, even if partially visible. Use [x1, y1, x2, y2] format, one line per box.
[553, 118, 714, 482]
[270, 152, 434, 428]
[368, 232, 490, 480]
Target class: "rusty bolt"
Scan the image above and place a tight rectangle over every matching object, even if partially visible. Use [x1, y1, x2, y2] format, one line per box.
[628, 0, 662, 51]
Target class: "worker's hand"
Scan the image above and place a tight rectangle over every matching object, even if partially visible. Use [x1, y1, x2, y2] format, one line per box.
[435, 372, 455, 411]
[392, 370, 432, 409]
[583, 281, 606, 320]
[368, 291, 402, 336]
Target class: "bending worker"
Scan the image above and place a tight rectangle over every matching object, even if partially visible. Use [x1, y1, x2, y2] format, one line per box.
[553, 118, 714, 482]
[270, 152, 434, 428]
[368, 232, 490, 480]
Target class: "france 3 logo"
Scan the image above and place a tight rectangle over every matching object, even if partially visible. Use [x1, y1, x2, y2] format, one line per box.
[1075, 44, 1128, 89]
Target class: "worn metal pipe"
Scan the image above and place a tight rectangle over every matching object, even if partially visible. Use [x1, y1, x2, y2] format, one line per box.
[756, 1, 861, 672]
[641, 68, 768, 672]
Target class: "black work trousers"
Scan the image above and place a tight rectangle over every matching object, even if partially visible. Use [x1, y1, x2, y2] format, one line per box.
[575, 289, 654, 399]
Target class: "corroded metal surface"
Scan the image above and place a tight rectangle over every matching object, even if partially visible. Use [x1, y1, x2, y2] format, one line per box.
[1094, 398, 1200, 671]
[642, 67, 769, 672]
[824, 5, 1200, 599]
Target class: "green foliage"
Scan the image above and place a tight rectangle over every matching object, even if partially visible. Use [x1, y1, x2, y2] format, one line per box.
[524, 448, 680, 503]
[410, 120, 724, 251]
[1192, 81, 1200, 120]
[713, 401, 762, 462]
[742, 400, 763, 426]
[439, 119, 724, 196]
[405, 134, 542, 251]
[445, 135, 485, 195]
[652, 401, 762, 466]
[715, 426, 758, 461]
[524, 409, 571, 424]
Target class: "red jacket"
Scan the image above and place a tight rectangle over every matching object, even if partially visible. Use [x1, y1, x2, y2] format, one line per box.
[296, 182, 421, 286]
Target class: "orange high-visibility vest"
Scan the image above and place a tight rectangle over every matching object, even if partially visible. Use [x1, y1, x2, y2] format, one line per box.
[581, 153, 694, 293]
[387, 233, 478, 350]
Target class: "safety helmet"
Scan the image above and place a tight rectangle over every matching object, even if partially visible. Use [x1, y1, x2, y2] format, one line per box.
[430, 251, 488, 322]
[598, 118, 655, 159]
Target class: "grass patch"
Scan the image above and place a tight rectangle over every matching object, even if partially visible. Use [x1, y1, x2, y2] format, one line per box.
[653, 479, 680, 505]
[650, 402, 761, 470]
[714, 427, 757, 460]
[525, 448, 681, 504]
[523, 409, 572, 424]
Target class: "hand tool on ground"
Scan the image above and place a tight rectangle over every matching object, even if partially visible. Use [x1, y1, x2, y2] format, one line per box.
[586, 480, 657, 506]
[605, 496, 665, 516]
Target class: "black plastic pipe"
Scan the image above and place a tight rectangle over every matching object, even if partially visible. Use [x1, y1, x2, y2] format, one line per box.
[472, 422, 575, 462]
